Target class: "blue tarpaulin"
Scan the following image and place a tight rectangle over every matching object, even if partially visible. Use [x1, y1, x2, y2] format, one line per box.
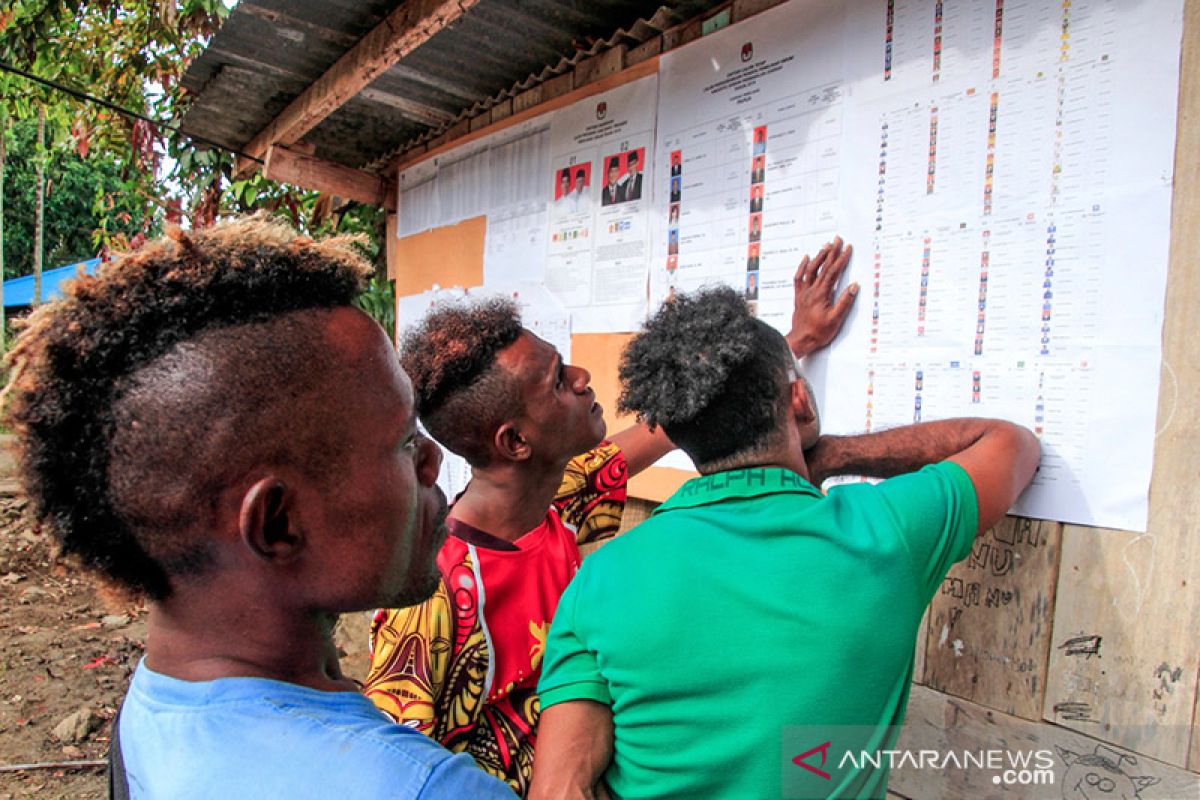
[3, 258, 100, 307]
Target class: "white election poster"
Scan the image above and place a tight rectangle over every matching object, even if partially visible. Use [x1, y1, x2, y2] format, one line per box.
[546, 75, 657, 332]
[483, 126, 552, 288]
[652, 0, 1182, 531]
[650, 0, 847, 332]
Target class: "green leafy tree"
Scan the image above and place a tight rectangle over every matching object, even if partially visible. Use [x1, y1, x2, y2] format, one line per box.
[1, 1, 395, 339]
[1, 0, 226, 252]
[1, 115, 145, 277]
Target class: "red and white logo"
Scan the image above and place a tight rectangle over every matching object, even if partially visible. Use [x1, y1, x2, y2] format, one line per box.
[596, 102, 607, 120]
[793, 741, 832, 780]
[741, 42, 754, 62]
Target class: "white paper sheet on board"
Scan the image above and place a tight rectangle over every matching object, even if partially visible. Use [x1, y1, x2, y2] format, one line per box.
[398, 118, 550, 244]
[546, 75, 658, 333]
[485, 203, 549, 288]
[647, 0, 1183, 531]
[483, 128, 553, 287]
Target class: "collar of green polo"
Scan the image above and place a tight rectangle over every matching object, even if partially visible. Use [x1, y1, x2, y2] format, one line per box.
[654, 467, 823, 514]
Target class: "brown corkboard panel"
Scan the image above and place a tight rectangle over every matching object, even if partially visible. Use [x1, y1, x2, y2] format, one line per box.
[571, 332, 694, 503]
[629, 466, 692, 503]
[390, 216, 486, 299]
[924, 516, 1061, 721]
[570, 332, 634, 433]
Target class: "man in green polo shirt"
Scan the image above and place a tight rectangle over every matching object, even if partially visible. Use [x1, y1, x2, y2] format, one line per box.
[530, 285, 1040, 800]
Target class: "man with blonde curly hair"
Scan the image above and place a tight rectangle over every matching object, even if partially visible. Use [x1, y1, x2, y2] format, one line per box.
[3, 217, 513, 798]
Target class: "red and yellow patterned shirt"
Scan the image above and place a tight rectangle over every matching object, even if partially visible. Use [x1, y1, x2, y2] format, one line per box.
[365, 442, 628, 795]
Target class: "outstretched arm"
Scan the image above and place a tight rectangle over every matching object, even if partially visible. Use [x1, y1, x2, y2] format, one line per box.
[786, 236, 859, 357]
[608, 423, 674, 477]
[529, 700, 614, 800]
[804, 419, 1040, 535]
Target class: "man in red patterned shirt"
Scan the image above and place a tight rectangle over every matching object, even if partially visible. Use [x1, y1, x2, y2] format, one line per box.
[365, 239, 858, 795]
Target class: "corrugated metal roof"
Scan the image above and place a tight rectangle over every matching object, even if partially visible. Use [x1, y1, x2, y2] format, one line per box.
[180, 0, 719, 174]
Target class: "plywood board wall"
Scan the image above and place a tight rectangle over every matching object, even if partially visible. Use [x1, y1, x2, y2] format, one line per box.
[924, 517, 1061, 721]
[889, 685, 1200, 800]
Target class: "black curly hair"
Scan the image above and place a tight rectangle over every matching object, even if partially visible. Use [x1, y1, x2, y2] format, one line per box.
[399, 298, 524, 467]
[619, 286, 793, 468]
[2, 215, 373, 600]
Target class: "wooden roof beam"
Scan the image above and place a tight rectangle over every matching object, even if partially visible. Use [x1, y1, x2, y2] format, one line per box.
[264, 145, 396, 210]
[236, 0, 483, 176]
[358, 87, 455, 127]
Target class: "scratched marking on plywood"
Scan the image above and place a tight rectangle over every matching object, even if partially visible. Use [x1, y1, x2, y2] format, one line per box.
[1058, 634, 1101, 659]
[924, 516, 1062, 721]
[890, 686, 1200, 800]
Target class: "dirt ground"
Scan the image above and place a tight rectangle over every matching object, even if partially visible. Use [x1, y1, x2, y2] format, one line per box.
[0, 495, 374, 799]
[0, 495, 137, 798]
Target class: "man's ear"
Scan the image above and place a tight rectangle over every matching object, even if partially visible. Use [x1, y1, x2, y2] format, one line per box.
[239, 477, 304, 563]
[790, 378, 821, 450]
[494, 421, 532, 462]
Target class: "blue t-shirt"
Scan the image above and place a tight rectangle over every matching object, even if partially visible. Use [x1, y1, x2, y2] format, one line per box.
[119, 660, 515, 799]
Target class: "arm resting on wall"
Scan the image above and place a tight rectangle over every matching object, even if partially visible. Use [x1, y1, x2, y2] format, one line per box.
[805, 419, 1041, 535]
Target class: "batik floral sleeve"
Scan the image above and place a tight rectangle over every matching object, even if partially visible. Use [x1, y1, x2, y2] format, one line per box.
[554, 440, 628, 546]
[364, 579, 462, 734]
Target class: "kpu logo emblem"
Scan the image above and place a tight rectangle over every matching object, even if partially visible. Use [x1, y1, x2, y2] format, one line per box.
[793, 741, 832, 781]
[741, 42, 754, 62]
[596, 102, 607, 120]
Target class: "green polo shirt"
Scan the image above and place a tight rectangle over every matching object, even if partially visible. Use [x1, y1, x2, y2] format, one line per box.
[538, 462, 978, 799]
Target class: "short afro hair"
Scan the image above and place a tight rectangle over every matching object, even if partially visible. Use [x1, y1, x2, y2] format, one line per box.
[400, 298, 524, 467]
[619, 287, 792, 467]
[2, 215, 373, 600]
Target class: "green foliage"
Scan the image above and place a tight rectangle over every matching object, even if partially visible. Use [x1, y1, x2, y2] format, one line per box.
[354, 275, 396, 341]
[1, 0, 228, 252]
[2, 115, 144, 278]
[0, 1, 396, 335]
